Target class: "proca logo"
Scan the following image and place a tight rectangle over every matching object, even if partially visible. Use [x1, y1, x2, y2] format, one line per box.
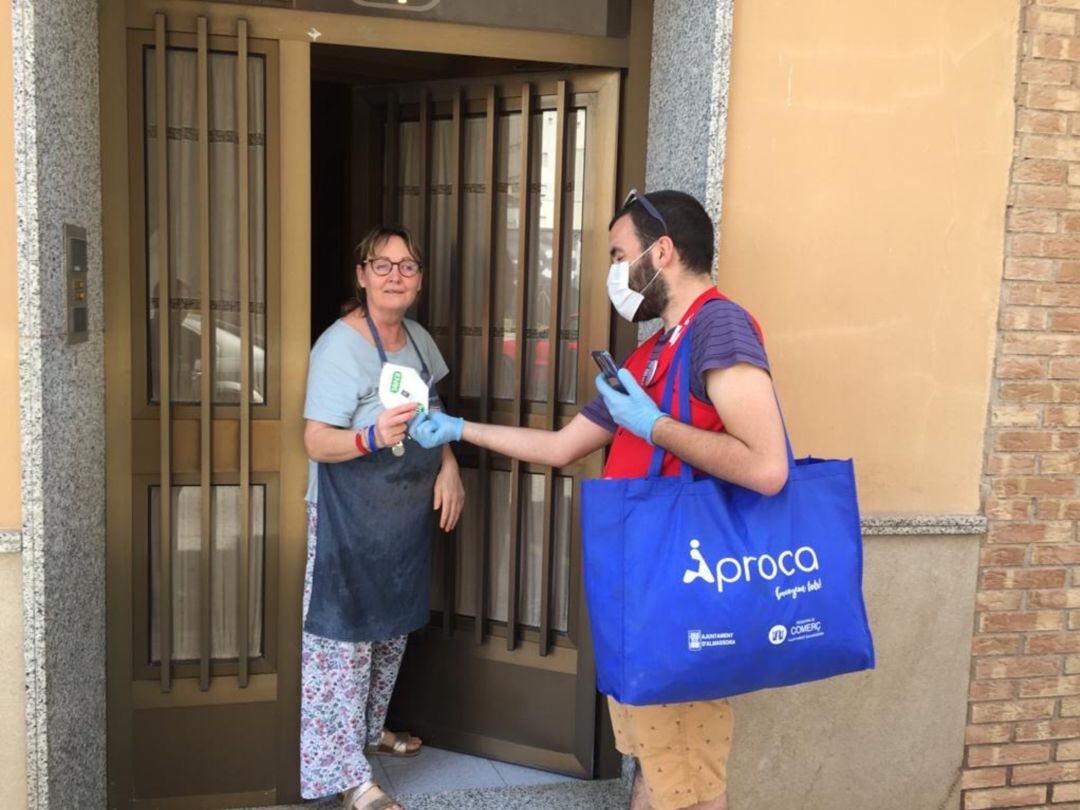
[768, 625, 787, 645]
[682, 539, 821, 593]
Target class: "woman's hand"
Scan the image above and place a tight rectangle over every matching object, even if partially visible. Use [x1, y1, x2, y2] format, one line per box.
[433, 449, 465, 532]
[375, 402, 419, 449]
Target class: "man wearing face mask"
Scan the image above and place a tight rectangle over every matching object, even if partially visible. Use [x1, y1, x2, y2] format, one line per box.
[411, 190, 788, 810]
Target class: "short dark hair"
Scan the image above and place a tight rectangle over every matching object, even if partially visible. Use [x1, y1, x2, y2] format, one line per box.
[609, 190, 714, 276]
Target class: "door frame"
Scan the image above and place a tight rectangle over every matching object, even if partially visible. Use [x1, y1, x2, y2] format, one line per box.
[101, 2, 649, 806]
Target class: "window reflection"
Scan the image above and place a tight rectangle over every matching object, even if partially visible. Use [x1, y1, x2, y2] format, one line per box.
[145, 47, 268, 406]
[394, 104, 586, 404]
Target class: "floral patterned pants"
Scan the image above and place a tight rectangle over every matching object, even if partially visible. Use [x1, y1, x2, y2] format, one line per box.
[300, 503, 408, 799]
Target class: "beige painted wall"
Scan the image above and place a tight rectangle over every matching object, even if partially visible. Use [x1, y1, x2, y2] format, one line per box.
[0, 0, 27, 807]
[718, 0, 1018, 513]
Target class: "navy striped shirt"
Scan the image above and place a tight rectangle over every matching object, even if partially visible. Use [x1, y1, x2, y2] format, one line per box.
[582, 297, 770, 433]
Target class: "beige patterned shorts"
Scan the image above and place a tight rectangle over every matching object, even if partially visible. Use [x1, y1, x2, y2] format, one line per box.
[608, 696, 734, 810]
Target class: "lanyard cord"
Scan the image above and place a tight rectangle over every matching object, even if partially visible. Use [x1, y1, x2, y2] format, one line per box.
[363, 309, 431, 382]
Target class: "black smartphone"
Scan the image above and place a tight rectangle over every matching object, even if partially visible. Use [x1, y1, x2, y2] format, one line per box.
[591, 350, 628, 393]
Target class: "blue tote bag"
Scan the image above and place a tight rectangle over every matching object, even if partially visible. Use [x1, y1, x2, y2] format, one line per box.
[581, 329, 875, 706]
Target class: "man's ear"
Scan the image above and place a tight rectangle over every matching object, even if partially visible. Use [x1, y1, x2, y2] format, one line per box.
[658, 234, 676, 268]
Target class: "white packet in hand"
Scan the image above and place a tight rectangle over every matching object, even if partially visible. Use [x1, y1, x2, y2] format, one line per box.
[378, 363, 430, 414]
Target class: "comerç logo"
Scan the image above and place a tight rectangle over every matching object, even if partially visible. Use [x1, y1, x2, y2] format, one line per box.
[768, 618, 825, 646]
[682, 539, 820, 593]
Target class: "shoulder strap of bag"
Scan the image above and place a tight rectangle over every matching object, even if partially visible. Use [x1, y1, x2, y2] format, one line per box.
[647, 323, 796, 482]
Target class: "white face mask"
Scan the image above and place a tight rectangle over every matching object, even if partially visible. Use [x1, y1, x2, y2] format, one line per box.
[606, 241, 661, 322]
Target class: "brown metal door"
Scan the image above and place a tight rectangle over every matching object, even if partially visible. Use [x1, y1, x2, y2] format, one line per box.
[368, 72, 621, 777]
[104, 13, 310, 808]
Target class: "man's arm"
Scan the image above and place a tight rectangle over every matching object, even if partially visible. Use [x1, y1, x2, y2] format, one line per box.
[650, 363, 789, 495]
[462, 413, 613, 468]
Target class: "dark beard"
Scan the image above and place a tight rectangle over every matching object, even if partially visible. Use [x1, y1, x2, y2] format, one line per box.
[631, 253, 669, 322]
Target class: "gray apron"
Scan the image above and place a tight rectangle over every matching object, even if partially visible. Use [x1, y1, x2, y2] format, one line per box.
[304, 314, 443, 642]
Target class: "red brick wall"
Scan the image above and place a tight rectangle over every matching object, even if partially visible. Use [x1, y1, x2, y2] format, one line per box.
[965, 2, 1080, 807]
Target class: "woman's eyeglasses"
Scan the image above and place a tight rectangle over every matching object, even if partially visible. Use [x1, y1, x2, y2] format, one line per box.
[622, 188, 668, 234]
[366, 257, 422, 278]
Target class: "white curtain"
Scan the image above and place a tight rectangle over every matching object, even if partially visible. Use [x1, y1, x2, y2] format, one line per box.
[459, 117, 488, 397]
[150, 486, 265, 662]
[145, 46, 269, 664]
[492, 113, 522, 400]
[146, 48, 267, 406]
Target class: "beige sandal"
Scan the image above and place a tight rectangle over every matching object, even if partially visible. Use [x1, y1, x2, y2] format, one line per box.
[364, 729, 422, 758]
[344, 781, 404, 810]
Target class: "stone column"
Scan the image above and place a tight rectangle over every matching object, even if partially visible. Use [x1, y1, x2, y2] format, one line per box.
[13, 1, 106, 807]
[639, 0, 735, 341]
[645, 0, 734, 223]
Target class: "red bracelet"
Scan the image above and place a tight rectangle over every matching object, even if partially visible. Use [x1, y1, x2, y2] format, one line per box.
[355, 430, 370, 456]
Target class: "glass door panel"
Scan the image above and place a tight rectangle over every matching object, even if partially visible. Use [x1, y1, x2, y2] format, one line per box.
[145, 47, 269, 406]
[149, 484, 265, 662]
[388, 93, 593, 644]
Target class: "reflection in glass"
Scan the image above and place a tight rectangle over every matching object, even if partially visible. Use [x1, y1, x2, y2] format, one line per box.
[491, 114, 522, 400]
[390, 105, 586, 404]
[145, 48, 268, 406]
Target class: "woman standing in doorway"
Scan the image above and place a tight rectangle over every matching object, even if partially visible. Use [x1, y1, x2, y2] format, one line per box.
[301, 226, 465, 810]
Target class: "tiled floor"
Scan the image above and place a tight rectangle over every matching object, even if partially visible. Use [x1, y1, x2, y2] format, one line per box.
[372, 746, 583, 796]
[244, 747, 627, 809]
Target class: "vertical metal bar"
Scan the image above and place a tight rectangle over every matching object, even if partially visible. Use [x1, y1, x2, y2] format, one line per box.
[538, 81, 568, 657]
[506, 84, 532, 651]
[196, 16, 213, 690]
[447, 88, 464, 414]
[418, 88, 432, 325]
[475, 86, 497, 646]
[442, 88, 465, 636]
[236, 18, 252, 688]
[386, 92, 400, 223]
[153, 13, 173, 694]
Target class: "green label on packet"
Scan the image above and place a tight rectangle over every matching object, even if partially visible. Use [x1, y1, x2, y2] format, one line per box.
[390, 371, 402, 394]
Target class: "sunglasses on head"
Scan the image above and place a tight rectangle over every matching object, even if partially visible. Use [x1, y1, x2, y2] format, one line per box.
[621, 188, 668, 234]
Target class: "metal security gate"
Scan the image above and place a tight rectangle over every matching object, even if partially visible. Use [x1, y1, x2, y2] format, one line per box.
[354, 72, 620, 775]
[106, 12, 301, 807]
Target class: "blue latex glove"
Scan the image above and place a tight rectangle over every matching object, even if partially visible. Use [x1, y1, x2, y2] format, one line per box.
[594, 369, 664, 443]
[409, 410, 464, 448]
